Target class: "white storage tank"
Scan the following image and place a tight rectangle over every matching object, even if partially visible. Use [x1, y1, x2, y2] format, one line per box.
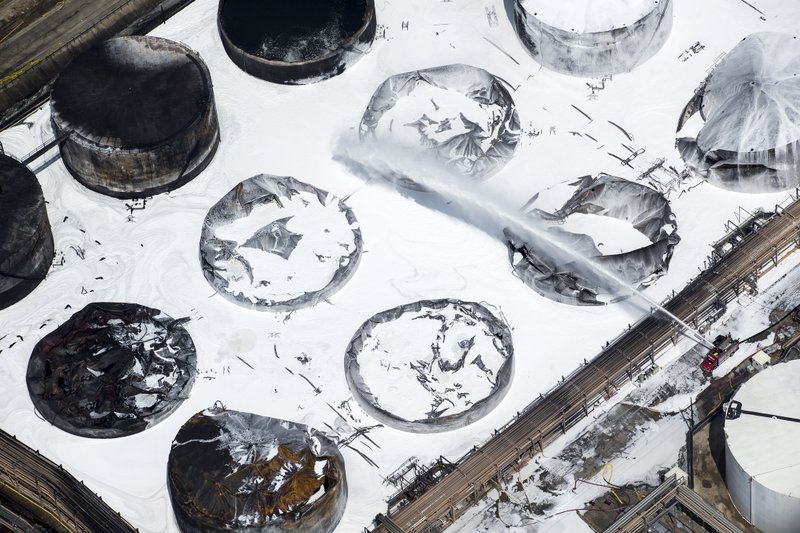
[724, 360, 800, 533]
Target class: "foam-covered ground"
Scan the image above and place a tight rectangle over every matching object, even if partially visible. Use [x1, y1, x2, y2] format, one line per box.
[1, 0, 799, 531]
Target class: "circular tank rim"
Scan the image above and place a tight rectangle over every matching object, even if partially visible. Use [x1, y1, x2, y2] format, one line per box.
[25, 301, 198, 439]
[505, 174, 679, 306]
[677, 86, 800, 193]
[167, 408, 348, 533]
[50, 36, 215, 152]
[518, 0, 659, 34]
[344, 298, 515, 433]
[513, 0, 673, 77]
[516, 0, 670, 43]
[217, 0, 376, 67]
[199, 174, 364, 311]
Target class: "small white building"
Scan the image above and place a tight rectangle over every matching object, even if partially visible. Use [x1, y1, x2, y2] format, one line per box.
[750, 350, 771, 369]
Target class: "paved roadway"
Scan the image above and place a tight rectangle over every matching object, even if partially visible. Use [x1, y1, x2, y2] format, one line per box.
[0, 0, 130, 81]
[374, 197, 800, 532]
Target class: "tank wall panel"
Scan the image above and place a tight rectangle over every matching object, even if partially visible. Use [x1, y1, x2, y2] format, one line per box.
[514, 0, 672, 77]
[55, 95, 219, 198]
[726, 435, 800, 532]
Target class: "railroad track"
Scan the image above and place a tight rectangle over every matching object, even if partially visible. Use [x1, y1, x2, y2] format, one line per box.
[0, 429, 137, 532]
[370, 196, 800, 533]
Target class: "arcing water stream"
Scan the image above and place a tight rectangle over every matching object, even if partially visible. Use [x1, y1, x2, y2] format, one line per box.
[336, 139, 713, 349]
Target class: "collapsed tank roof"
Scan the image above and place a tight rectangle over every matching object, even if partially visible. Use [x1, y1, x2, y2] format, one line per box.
[26, 302, 197, 438]
[505, 174, 679, 305]
[51, 37, 211, 149]
[700, 32, 800, 153]
[677, 32, 800, 192]
[0, 154, 54, 310]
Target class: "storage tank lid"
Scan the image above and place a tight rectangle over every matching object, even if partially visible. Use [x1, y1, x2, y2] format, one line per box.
[518, 0, 660, 34]
[51, 36, 210, 149]
[725, 360, 800, 496]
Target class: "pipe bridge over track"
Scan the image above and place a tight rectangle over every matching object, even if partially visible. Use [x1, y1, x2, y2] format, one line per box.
[0, 429, 138, 532]
[604, 474, 743, 533]
[368, 192, 800, 533]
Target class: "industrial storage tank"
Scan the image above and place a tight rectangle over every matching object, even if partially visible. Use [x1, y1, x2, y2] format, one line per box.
[168, 408, 347, 532]
[50, 36, 220, 199]
[724, 360, 800, 533]
[0, 154, 54, 310]
[513, 0, 673, 76]
[677, 32, 800, 192]
[217, 0, 376, 84]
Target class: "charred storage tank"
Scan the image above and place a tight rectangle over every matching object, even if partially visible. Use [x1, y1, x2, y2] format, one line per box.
[50, 36, 220, 199]
[505, 174, 679, 305]
[217, 0, 376, 84]
[0, 155, 54, 310]
[724, 360, 800, 533]
[168, 408, 347, 532]
[513, 0, 673, 76]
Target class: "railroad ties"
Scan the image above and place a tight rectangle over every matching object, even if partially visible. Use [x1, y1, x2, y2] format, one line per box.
[0, 429, 137, 532]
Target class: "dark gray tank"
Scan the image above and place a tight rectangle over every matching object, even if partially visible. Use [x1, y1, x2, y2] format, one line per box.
[0, 154, 54, 310]
[217, 0, 376, 84]
[50, 36, 220, 198]
[26, 302, 197, 438]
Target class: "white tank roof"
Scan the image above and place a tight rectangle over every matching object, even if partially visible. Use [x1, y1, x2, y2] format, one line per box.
[519, 0, 659, 34]
[725, 360, 800, 497]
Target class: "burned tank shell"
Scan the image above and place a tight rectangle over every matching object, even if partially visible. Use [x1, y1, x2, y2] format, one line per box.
[168, 408, 347, 532]
[50, 36, 220, 199]
[0, 154, 54, 310]
[217, 0, 377, 84]
[26, 302, 198, 438]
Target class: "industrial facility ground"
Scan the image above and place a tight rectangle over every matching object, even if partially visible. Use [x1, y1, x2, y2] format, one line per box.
[2, 0, 800, 532]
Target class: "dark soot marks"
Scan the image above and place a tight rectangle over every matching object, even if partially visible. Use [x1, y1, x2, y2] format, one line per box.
[0, 155, 53, 310]
[168, 409, 347, 532]
[220, 0, 369, 62]
[26, 303, 197, 438]
[51, 39, 208, 148]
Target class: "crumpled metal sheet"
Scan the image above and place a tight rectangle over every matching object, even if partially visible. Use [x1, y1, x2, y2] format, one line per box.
[506, 174, 680, 306]
[200, 174, 363, 311]
[168, 408, 347, 533]
[513, 0, 672, 77]
[359, 64, 520, 182]
[677, 32, 800, 192]
[26, 302, 196, 438]
[345, 298, 514, 433]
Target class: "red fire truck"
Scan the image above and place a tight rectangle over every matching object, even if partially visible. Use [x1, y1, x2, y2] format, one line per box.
[700, 334, 739, 373]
